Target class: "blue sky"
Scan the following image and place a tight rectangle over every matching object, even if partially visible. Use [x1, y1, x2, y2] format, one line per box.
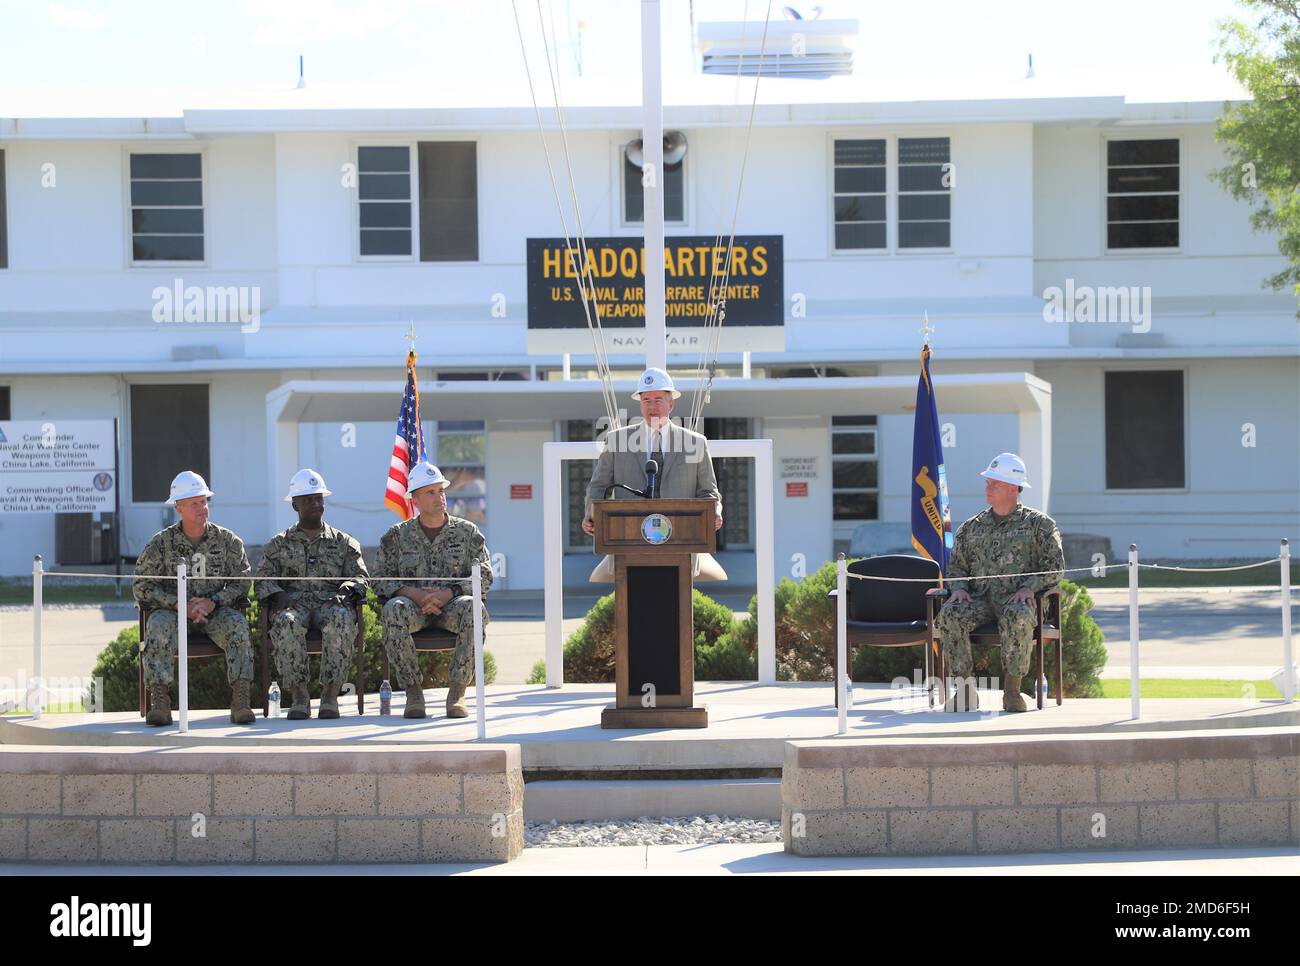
[0, 0, 1250, 91]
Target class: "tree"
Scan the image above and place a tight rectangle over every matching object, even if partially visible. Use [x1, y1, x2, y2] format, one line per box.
[1213, 1, 1300, 312]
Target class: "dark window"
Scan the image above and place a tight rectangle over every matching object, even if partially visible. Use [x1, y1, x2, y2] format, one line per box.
[898, 137, 951, 248]
[624, 151, 684, 223]
[418, 142, 478, 261]
[1105, 371, 1185, 488]
[435, 419, 486, 527]
[0, 386, 10, 420]
[131, 385, 210, 502]
[0, 148, 7, 269]
[564, 420, 597, 550]
[832, 415, 878, 520]
[703, 417, 752, 550]
[1107, 139, 1179, 249]
[358, 146, 412, 256]
[833, 139, 886, 250]
[129, 153, 204, 262]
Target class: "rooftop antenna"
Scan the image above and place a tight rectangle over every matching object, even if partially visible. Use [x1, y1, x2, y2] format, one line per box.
[1025, 52, 1035, 79]
[296, 54, 306, 89]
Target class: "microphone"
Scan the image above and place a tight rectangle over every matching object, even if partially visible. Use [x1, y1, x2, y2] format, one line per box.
[644, 459, 658, 499]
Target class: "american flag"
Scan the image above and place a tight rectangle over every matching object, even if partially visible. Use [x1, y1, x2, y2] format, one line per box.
[384, 353, 427, 519]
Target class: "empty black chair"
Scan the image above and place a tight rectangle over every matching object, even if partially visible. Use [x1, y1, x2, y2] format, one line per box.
[830, 554, 943, 707]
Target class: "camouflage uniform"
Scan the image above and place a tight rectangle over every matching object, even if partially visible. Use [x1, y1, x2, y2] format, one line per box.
[374, 515, 492, 688]
[133, 522, 253, 687]
[936, 504, 1064, 677]
[255, 523, 369, 689]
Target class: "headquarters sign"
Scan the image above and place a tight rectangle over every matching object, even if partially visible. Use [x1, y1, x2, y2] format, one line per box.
[526, 235, 785, 354]
[0, 421, 117, 513]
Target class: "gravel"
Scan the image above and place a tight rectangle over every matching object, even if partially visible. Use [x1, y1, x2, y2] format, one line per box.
[525, 815, 781, 848]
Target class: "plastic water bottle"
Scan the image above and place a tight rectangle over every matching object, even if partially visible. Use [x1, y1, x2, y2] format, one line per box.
[380, 680, 392, 716]
[1040, 677, 1048, 704]
[268, 680, 281, 718]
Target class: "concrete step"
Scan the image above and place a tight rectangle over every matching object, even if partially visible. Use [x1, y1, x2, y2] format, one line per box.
[524, 778, 781, 822]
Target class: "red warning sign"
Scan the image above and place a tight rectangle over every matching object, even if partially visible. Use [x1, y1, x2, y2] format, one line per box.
[786, 482, 808, 498]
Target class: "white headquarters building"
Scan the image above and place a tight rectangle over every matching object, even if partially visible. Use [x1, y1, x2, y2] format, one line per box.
[1, 30, 1296, 587]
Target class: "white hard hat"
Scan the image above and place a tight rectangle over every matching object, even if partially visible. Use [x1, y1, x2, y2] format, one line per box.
[284, 468, 331, 501]
[631, 367, 681, 400]
[980, 452, 1031, 488]
[406, 461, 450, 496]
[166, 470, 214, 506]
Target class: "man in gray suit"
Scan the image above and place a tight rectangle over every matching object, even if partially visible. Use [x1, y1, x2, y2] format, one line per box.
[582, 367, 723, 535]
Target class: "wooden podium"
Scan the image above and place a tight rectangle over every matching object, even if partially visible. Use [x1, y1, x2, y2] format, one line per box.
[591, 498, 714, 729]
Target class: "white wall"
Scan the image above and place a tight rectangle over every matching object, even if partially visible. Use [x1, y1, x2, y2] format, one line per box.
[766, 416, 833, 578]
[1040, 358, 1300, 559]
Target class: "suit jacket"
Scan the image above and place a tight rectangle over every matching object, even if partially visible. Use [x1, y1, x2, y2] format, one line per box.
[584, 420, 722, 521]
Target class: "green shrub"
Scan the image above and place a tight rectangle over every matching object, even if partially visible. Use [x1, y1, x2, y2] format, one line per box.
[88, 591, 496, 713]
[725, 563, 1107, 697]
[531, 589, 746, 683]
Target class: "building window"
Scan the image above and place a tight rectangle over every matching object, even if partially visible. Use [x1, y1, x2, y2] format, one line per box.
[131, 385, 209, 502]
[0, 148, 7, 268]
[898, 137, 951, 248]
[129, 153, 204, 262]
[418, 142, 478, 261]
[832, 139, 886, 251]
[0, 386, 10, 420]
[563, 420, 597, 551]
[1105, 371, 1185, 488]
[624, 148, 684, 224]
[832, 415, 878, 520]
[703, 417, 753, 549]
[435, 420, 486, 527]
[1107, 139, 1179, 249]
[358, 146, 413, 256]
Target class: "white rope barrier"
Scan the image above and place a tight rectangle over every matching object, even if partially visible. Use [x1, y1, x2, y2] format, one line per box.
[843, 556, 1285, 583]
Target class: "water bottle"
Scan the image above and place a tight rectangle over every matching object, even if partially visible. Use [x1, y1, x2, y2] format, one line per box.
[380, 679, 392, 716]
[1040, 677, 1048, 704]
[268, 680, 281, 718]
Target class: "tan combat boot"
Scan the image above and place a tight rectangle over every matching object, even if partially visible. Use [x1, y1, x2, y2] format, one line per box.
[318, 682, 340, 719]
[287, 684, 311, 720]
[1003, 675, 1027, 713]
[446, 682, 469, 719]
[404, 685, 427, 719]
[230, 679, 255, 725]
[943, 677, 979, 713]
[145, 684, 172, 727]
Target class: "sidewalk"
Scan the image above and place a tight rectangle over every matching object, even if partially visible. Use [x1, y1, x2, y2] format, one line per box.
[4, 845, 1296, 876]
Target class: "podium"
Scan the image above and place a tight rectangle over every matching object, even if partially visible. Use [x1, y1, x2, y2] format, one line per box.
[590, 498, 714, 729]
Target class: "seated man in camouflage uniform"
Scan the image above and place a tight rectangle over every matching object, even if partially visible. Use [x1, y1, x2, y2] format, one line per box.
[375, 462, 492, 720]
[936, 453, 1064, 713]
[256, 469, 369, 720]
[134, 470, 255, 726]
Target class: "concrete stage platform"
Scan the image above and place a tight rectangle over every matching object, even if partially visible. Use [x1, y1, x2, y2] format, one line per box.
[4, 682, 1296, 773]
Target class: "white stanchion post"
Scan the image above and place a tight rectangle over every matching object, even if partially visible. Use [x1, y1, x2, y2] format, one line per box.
[177, 562, 188, 734]
[32, 555, 43, 720]
[836, 554, 847, 735]
[1281, 539, 1294, 704]
[1128, 544, 1140, 721]
[472, 561, 486, 739]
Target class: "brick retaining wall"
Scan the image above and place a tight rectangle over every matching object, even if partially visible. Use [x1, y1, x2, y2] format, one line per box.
[782, 730, 1299, 856]
[0, 744, 524, 864]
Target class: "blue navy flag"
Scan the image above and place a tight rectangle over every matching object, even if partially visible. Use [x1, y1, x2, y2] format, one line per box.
[911, 344, 953, 572]
[384, 353, 428, 520]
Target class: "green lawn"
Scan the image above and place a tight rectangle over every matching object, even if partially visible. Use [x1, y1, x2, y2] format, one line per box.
[1098, 678, 1286, 699]
[2, 701, 88, 715]
[1077, 563, 1297, 590]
